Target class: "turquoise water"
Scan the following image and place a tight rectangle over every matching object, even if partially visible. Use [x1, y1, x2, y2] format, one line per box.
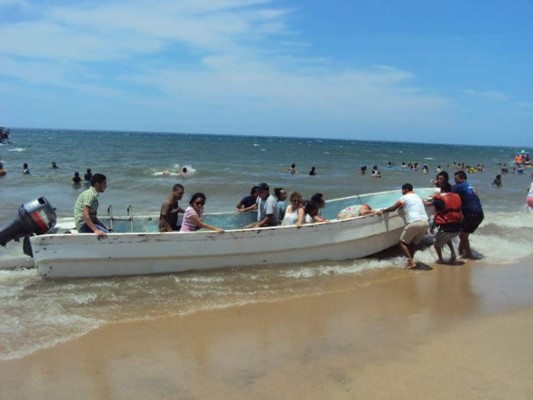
[0, 128, 532, 361]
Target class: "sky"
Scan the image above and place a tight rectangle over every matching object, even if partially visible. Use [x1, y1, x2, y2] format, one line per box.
[0, 0, 532, 146]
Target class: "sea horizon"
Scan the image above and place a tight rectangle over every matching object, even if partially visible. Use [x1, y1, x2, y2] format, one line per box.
[5, 126, 531, 149]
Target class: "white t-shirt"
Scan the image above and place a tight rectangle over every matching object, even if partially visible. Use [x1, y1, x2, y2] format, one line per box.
[399, 192, 428, 224]
[256, 194, 279, 225]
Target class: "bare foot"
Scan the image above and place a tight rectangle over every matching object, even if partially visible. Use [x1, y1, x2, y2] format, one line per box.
[436, 259, 446, 265]
[407, 261, 417, 270]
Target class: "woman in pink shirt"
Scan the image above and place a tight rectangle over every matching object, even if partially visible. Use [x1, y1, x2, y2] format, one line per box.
[180, 192, 224, 233]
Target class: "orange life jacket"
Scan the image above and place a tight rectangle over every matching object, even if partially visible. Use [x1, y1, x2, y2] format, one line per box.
[434, 192, 462, 226]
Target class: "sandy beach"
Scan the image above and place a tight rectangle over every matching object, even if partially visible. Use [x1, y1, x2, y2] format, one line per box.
[1, 258, 532, 400]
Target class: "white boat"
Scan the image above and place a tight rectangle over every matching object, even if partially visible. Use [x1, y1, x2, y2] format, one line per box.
[27, 188, 435, 279]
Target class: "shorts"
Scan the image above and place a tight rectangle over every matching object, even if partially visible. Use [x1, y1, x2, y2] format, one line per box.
[527, 196, 533, 208]
[78, 223, 109, 234]
[461, 212, 484, 234]
[434, 229, 459, 248]
[400, 220, 429, 245]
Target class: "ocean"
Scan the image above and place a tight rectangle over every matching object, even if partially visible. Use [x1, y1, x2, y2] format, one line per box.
[1, 128, 532, 360]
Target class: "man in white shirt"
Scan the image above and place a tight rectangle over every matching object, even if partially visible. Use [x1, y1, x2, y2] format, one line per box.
[254, 182, 279, 228]
[378, 183, 429, 269]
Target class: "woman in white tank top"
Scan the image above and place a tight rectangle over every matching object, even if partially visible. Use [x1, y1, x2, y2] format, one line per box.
[281, 192, 305, 228]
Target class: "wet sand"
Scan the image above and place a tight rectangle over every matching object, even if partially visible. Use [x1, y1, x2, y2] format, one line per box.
[1, 259, 532, 400]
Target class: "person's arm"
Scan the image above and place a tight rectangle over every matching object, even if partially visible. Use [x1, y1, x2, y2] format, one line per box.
[311, 214, 327, 223]
[296, 207, 306, 228]
[82, 206, 107, 237]
[377, 200, 403, 215]
[239, 204, 258, 213]
[255, 213, 275, 227]
[189, 214, 224, 233]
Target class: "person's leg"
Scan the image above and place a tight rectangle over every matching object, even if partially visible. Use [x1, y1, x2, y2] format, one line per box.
[77, 223, 92, 233]
[400, 241, 416, 269]
[447, 240, 457, 263]
[459, 231, 472, 258]
[447, 240, 457, 264]
[435, 244, 444, 263]
[78, 223, 109, 234]
[434, 231, 446, 264]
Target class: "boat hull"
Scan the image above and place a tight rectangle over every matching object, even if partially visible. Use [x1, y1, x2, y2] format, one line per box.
[32, 213, 414, 278]
[30, 189, 435, 279]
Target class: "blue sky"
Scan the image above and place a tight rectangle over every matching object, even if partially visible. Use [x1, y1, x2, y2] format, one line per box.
[0, 0, 531, 146]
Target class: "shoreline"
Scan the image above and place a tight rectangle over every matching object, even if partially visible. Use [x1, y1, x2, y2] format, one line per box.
[1, 258, 532, 399]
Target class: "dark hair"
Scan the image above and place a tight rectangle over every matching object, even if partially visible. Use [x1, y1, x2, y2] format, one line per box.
[454, 170, 467, 180]
[436, 171, 449, 182]
[402, 183, 413, 191]
[91, 173, 106, 186]
[74, 171, 79, 176]
[172, 183, 184, 191]
[250, 186, 258, 195]
[257, 182, 269, 191]
[189, 192, 206, 205]
[274, 187, 285, 199]
[305, 201, 319, 216]
[441, 182, 452, 193]
[310, 193, 325, 206]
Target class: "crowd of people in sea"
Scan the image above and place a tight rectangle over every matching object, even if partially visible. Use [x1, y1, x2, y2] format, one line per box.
[358, 160, 490, 179]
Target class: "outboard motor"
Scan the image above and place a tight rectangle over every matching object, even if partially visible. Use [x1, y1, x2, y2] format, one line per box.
[0, 197, 57, 248]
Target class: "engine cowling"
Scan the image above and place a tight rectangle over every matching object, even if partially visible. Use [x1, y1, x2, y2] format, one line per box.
[0, 197, 57, 247]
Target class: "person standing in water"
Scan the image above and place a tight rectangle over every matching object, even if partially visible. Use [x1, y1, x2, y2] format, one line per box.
[452, 170, 484, 259]
[288, 163, 297, 174]
[378, 183, 429, 269]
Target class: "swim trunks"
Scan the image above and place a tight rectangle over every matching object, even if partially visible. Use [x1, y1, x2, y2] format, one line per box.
[461, 212, 484, 234]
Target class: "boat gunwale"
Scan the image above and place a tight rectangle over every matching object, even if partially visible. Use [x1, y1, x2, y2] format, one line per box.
[38, 188, 433, 239]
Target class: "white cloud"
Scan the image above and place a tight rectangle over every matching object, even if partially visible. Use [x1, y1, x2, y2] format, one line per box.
[0, 0, 28, 6]
[0, 0, 452, 138]
[462, 89, 507, 100]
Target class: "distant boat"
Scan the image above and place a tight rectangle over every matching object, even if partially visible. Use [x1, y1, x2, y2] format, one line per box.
[0, 188, 436, 279]
[0, 127, 10, 144]
[514, 149, 531, 167]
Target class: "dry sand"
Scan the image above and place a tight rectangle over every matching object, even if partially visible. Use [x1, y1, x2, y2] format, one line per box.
[1, 260, 532, 400]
